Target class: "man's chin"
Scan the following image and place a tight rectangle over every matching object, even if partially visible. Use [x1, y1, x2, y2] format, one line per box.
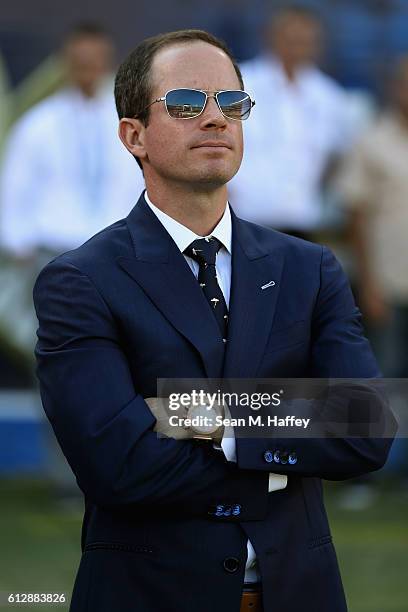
[192, 164, 241, 187]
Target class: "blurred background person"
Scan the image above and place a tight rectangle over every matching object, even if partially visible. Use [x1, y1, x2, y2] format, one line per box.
[337, 55, 408, 379]
[0, 22, 144, 261]
[0, 23, 144, 384]
[228, 4, 368, 240]
[334, 54, 408, 507]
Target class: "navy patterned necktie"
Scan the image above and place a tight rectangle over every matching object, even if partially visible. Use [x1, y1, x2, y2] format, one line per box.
[184, 237, 228, 342]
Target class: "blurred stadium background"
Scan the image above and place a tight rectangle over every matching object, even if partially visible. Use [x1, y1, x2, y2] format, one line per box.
[0, 1, 407, 610]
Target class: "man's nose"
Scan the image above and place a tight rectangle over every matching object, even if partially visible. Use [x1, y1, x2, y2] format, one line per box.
[199, 95, 227, 129]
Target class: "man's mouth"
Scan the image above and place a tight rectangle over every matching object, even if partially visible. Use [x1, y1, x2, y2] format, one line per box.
[192, 141, 232, 149]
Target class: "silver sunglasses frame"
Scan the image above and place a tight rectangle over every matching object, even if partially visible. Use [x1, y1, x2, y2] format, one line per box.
[142, 88, 255, 121]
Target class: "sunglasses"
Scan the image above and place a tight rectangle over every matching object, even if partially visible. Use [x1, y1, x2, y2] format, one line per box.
[137, 88, 255, 121]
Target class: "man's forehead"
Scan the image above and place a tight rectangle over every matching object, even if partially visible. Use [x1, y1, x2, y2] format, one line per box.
[154, 41, 228, 62]
[152, 43, 234, 75]
[150, 43, 240, 93]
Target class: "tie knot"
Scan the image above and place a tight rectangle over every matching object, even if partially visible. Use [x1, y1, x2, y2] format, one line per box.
[184, 237, 222, 266]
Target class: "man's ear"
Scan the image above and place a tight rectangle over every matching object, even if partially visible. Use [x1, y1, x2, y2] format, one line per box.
[118, 118, 147, 163]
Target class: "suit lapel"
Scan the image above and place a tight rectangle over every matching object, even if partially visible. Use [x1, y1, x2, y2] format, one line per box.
[223, 212, 284, 378]
[117, 195, 225, 378]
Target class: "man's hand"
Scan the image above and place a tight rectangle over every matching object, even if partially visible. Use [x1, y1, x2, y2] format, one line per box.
[145, 396, 225, 442]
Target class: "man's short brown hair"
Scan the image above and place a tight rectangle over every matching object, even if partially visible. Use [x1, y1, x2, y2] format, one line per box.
[114, 29, 244, 126]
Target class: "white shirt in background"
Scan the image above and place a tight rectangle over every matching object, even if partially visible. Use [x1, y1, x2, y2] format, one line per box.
[229, 55, 353, 230]
[0, 84, 145, 256]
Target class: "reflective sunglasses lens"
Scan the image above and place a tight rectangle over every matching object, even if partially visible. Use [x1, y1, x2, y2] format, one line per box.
[165, 89, 206, 118]
[218, 91, 252, 120]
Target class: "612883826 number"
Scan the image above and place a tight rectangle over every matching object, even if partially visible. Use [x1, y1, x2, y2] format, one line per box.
[7, 593, 66, 604]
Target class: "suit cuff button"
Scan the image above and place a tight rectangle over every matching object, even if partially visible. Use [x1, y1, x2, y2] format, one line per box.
[263, 450, 274, 463]
[288, 452, 298, 465]
[279, 451, 289, 465]
[273, 450, 281, 464]
[232, 504, 241, 516]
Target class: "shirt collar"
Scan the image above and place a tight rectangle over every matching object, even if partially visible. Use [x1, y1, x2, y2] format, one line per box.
[144, 190, 232, 254]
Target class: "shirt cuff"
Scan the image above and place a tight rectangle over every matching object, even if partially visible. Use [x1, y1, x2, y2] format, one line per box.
[220, 432, 237, 462]
[268, 473, 288, 492]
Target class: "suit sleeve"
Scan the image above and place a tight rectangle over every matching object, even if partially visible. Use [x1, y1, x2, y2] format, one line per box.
[235, 246, 397, 480]
[33, 258, 269, 519]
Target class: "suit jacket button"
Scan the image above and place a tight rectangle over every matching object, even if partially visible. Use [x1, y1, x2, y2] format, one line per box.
[280, 451, 289, 465]
[289, 452, 298, 465]
[232, 504, 241, 516]
[273, 450, 280, 464]
[223, 505, 232, 517]
[215, 504, 224, 517]
[264, 450, 274, 463]
[223, 557, 240, 573]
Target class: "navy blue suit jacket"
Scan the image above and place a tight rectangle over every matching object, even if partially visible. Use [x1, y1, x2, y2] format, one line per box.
[33, 194, 393, 612]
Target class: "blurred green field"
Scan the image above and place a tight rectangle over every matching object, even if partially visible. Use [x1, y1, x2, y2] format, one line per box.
[325, 481, 408, 612]
[0, 478, 407, 611]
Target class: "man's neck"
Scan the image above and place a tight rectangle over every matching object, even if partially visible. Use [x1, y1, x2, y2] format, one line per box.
[281, 60, 297, 82]
[144, 182, 228, 237]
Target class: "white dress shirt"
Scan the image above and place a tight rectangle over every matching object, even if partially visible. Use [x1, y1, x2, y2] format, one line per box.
[145, 191, 287, 583]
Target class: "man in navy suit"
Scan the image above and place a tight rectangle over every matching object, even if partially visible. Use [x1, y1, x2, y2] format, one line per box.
[33, 29, 394, 612]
